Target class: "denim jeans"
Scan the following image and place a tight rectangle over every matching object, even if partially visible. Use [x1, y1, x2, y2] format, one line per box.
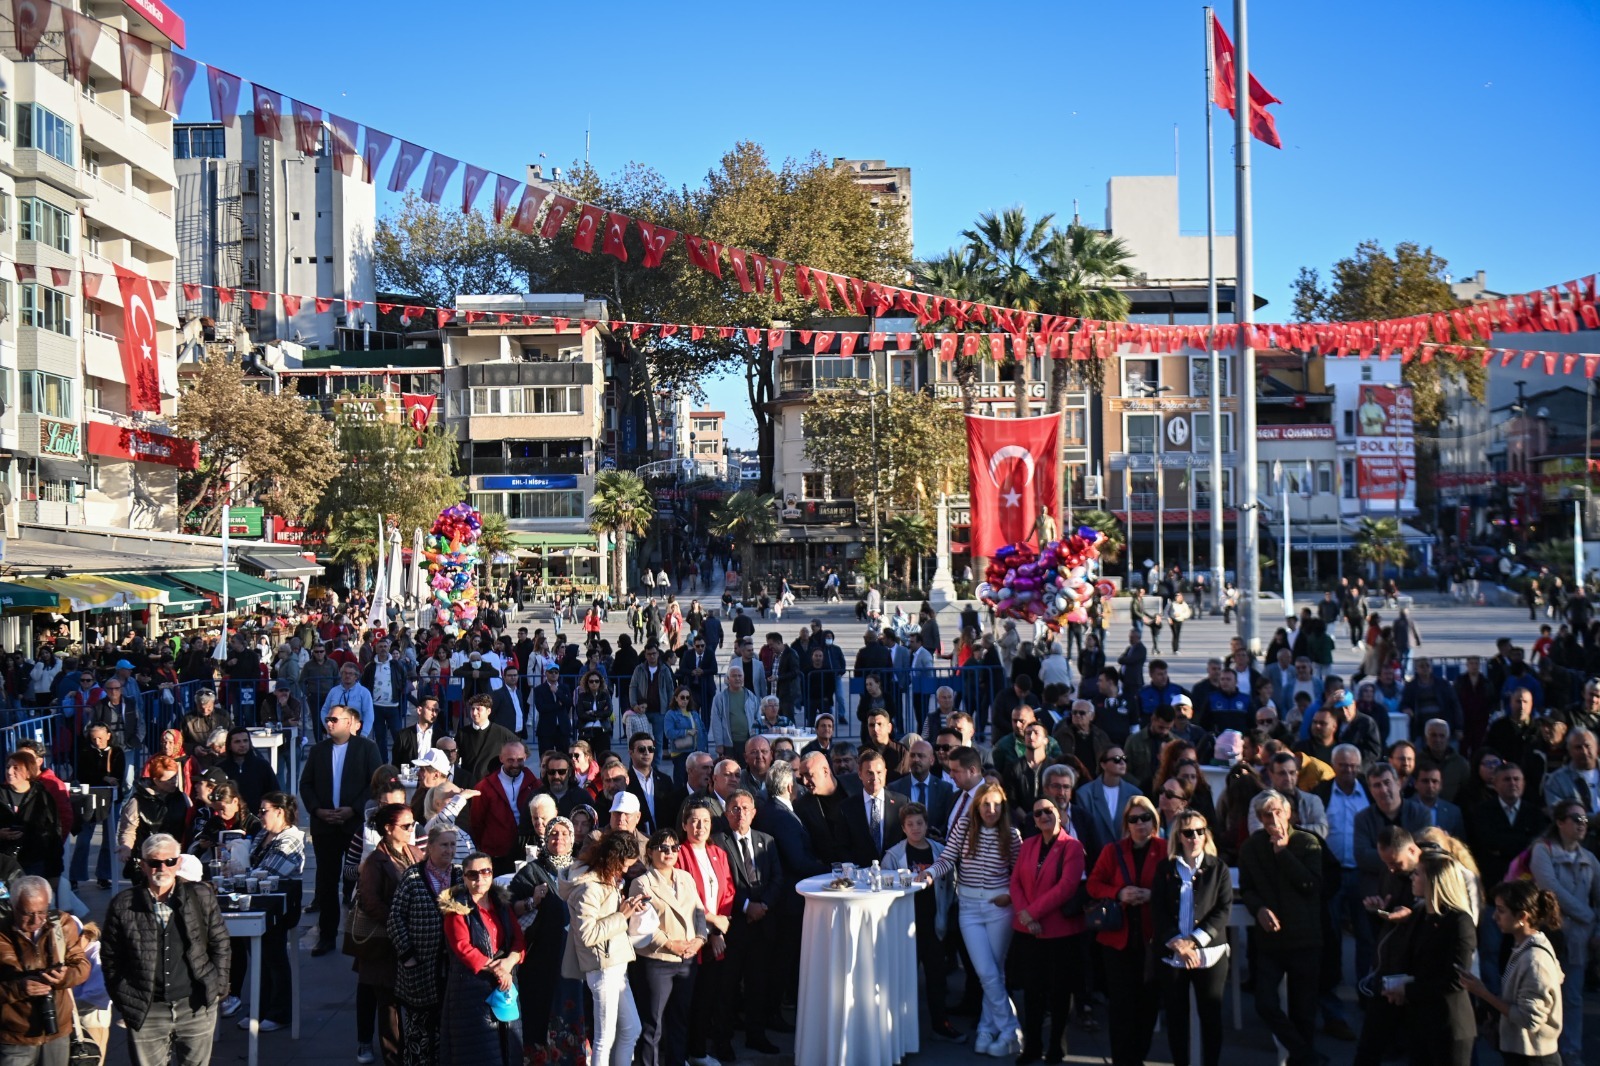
[958, 890, 1019, 1045]
[69, 817, 112, 882]
[127, 1000, 217, 1066]
[586, 963, 641, 1066]
[0, 1038, 69, 1066]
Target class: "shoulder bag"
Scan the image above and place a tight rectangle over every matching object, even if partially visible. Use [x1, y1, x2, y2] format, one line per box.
[1084, 843, 1135, 933]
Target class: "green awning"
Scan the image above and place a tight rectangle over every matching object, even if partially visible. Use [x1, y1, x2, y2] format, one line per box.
[106, 573, 210, 613]
[171, 570, 297, 607]
[0, 582, 62, 611]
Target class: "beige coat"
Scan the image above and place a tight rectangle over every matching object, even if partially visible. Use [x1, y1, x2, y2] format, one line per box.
[629, 865, 707, 963]
[1497, 931, 1563, 1058]
[557, 867, 635, 978]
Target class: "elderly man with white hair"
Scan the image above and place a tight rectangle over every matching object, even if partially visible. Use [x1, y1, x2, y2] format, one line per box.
[0, 875, 90, 1064]
[709, 664, 758, 757]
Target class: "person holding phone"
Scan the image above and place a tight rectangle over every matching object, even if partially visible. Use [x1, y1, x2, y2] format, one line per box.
[559, 830, 646, 1066]
[1382, 851, 1476, 1066]
[1150, 808, 1232, 1066]
[1458, 880, 1564, 1066]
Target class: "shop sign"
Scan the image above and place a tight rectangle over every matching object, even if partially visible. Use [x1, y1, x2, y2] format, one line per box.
[1257, 424, 1336, 441]
[39, 419, 81, 457]
[933, 382, 1046, 402]
[333, 395, 400, 424]
[782, 499, 857, 525]
[86, 421, 200, 470]
[480, 474, 579, 490]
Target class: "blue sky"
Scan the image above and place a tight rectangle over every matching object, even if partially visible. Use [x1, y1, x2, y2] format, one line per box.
[181, 0, 1600, 446]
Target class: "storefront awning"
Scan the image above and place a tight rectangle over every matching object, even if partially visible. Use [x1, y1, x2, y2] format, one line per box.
[11, 575, 167, 612]
[105, 573, 211, 613]
[758, 526, 861, 545]
[0, 582, 62, 612]
[237, 547, 324, 580]
[171, 570, 297, 607]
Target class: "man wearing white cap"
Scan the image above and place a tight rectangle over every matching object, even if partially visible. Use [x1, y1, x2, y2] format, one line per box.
[607, 791, 649, 869]
[406, 748, 453, 823]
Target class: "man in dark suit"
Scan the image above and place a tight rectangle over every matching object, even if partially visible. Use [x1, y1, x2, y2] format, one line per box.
[753, 760, 826, 1024]
[531, 665, 570, 754]
[793, 751, 851, 865]
[391, 695, 442, 769]
[298, 704, 381, 955]
[490, 663, 529, 736]
[713, 788, 787, 1052]
[891, 740, 955, 841]
[1468, 761, 1549, 890]
[1353, 763, 1431, 897]
[841, 750, 908, 867]
[623, 730, 681, 836]
[455, 694, 521, 787]
[1411, 765, 1465, 836]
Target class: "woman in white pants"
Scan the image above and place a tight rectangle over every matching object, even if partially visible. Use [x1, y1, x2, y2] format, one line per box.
[920, 781, 1023, 1057]
[559, 830, 648, 1066]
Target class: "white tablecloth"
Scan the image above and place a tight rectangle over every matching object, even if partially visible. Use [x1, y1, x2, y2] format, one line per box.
[796, 873, 923, 1066]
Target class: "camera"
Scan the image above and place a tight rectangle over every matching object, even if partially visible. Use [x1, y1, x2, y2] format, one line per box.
[35, 987, 56, 1036]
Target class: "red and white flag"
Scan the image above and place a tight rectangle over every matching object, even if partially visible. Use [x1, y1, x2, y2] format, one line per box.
[207, 66, 243, 127]
[509, 185, 548, 234]
[361, 129, 395, 185]
[292, 101, 322, 156]
[420, 153, 458, 205]
[328, 115, 360, 176]
[571, 204, 605, 252]
[11, 0, 47, 59]
[252, 85, 284, 141]
[282, 294, 302, 317]
[113, 266, 163, 413]
[1210, 16, 1282, 149]
[61, 10, 100, 85]
[402, 394, 436, 444]
[461, 165, 489, 215]
[387, 140, 427, 193]
[540, 196, 577, 240]
[636, 221, 678, 268]
[601, 212, 630, 262]
[163, 54, 199, 114]
[493, 175, 519, 224]
[966, 413, 1061, 558]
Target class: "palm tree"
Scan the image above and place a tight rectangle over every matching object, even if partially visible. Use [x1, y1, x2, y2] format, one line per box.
[1074, 509, 1125, 564]
[708, 490, 777, 581]
[1040, 223, 1139, 406]
[913, 248, 987, 414]
[1353, 517, 1409, 579]
[589, 470, 653, 598]
[883, 512, 936, 589]
[324, 512, 382, 594]
[478, 510, 514, 588]
[962, 207, 1053, 312]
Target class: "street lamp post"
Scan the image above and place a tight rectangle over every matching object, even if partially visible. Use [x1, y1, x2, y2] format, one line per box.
[1133, 381, 1173, 574]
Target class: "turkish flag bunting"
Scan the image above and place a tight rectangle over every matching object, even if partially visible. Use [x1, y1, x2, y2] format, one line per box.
[1587, 356, 1600, 379]
[388, 141, 427, 193]
[463, 311, 484, 324]
[361, 129, 395, 185]
[14, 264, 36, 283]
[291, 100, 323, 156]
[897, 333, 916, 350]
[743, 328, 760, 347]
[1211, 17, 1282, 149]
[660, 324, 677, 338]
[11, 0, 47, 59]
[601, 213, 630, 262]
[966, 413, 1061, 558]
[252, 85, 285, 140]
[114, 265, 163, 412]
[691, 326, 705, 341]
[315, 297, 335, 314]
[403, 305, 425, 322]
[869, 332, 886, 351]
[815, 274, 834, 312]
[461, 165, 489, 215]
[249, 291, 269, 311]
[181, 283, 200, 301]
[345, 300, 365, 316]
[767, 329, 785, 349]
[795, 266, 813, 299]
[377, 303, 396, 315]
[402, 394, 436, 441]
[154, 283, 176, 304]
[750, 255, 769, 294]
[637, 221, 678, 268]
[839, 333, 858, 356]
[938, 335, 958, 361]
[798, 331, 814, 346]
[833, 274, 852, 312]
[510, 185, 549, 235]
[495, 314, 512, 325]
[216, 287, 234, 304]
[120, 31, 157, 100]
[551, 318, 569, 334]
[436, 308, 455, 328]
[813, 332, 835, 353]
[631, 325, 646, 341]
[493, 175, 519, 224]
[728, 248, 754, 293]
[849, 278, 866, 315]
[610, 321, 625, 334]
[580, 320, 598, 335]
[327, 115, 360, 176]
[61, 11, 99, 85]
[1564, 354, 1578, 375]
[990, 335, 1007, 361]
[571, 205, 605, 252]
[207, 66, 243, 127]
[282, 294, 301, 317]
[164, 54, 198, 114]
[1544, 353, 1558, 375]
[520, 316, 540, 327]
[421, 154, 459, 205]
[541, 196, 578, 240]
[771, 260, 787, 302]
[685, 236, 723, 278]
[1500, 350, 1515, 368]
[50, 268, 71, 287]
[962, 333, 982, 357]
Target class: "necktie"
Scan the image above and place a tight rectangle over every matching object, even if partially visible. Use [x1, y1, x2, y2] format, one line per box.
[916, 781, 926, 807]
[739, 836, 757, 882]
[870, 797, 883, 852]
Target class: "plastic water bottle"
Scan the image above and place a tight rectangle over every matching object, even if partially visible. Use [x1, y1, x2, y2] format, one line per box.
[869, 860, 882, 891]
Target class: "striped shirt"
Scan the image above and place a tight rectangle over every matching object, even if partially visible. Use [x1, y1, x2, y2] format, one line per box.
[926, 817, 1021, 891]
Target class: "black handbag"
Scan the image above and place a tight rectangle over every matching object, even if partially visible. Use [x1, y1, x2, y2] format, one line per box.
[1084, 842, 1135, 933]
[1052, 840, 1092, 919]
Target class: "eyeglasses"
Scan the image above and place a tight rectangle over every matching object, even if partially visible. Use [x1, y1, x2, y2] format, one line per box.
[1126, 813, 1155, 825]
[143, 856, 182, 868]
[1180, 827, 1208, 839]
[464, 869, 494, 879]
[1070, 710, 1091, 718]
[654, 844, 679, 853]
[605, 777, 627, 788]
[1162, 790, 1186, 800]
[325, 716, 343, 725]
[634, 746, 656, 754]
[1032, 809, 1058, 820]
[1565, 814, 1590, 825]
[395, 820, 416, 830]
[934, 744, 953, 752]
[1102, 756, 1127, 765]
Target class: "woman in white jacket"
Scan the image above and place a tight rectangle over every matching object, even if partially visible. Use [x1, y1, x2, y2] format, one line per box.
[559, 830, 650, 1066]
[1528, 798, 1600, 1064]
[1460, 880, 1565, 1066]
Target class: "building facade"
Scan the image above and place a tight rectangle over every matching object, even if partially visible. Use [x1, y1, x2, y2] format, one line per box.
[834, 158, 913, 248]
[1, 3, 191, 535]
[173, 116, 375, 349]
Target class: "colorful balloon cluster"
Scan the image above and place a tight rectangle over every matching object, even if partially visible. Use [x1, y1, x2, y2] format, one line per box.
[425, 503, 483, 625]
[978, 527, 1105, 630]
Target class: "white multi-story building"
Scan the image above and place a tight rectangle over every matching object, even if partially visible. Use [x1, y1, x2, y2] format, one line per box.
[174, 116, 375, 349]
[1, 2, 189, 532]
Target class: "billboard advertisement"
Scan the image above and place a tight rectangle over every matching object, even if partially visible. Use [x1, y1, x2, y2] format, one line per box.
[1355, 385, 1415, 501]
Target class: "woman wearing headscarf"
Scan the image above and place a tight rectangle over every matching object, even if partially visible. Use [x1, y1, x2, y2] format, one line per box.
[508, 816, 585, 1062]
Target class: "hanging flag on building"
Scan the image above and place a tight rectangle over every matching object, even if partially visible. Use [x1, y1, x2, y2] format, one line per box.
[966, 413, 1061, 558]
[113, 265, 163, 413]
[1210, 15, 1283, 149]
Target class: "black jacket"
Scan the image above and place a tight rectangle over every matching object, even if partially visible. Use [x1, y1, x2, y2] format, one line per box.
[1150, 853, 1233, 950]
[1238, 828, 1324, 951]
[752, 800, 827, 918]
[298, 735, 383, 836]
[220, 753, 278, 812]
[452, 722, 519, 788]
[1395, 908, 1477, 1041]
[711, 828, 785, 913]
[794, 789, 851, 866]
[840, 790, 908, 868]
[625, 768, 682, 837]
[391, 724, 437, 769]
[1467, 797, 1549, 887]
[101, 881, 231, 1028]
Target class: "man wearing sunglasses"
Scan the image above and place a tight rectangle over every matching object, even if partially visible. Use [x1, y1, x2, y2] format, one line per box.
[1071, 745, 1144, 865]
[625, 732, 681, 836]
[299, 706, 382, 955]
[102, 833, 231, 1066]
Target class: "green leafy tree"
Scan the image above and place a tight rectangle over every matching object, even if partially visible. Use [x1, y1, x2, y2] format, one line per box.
[372, 191, 526, 308]
[1292, 240, 1486, 428]
[588, 470, 653, 598]
[801, 385, 966, 515]
[1353, 516, 1410, 577]
[1074, 510, 1126, 564]
[709, 490, 778, 580]
[314, 419, 463, 567]
[478, 511, 514, 586]
[883, 512, 936, 588]
[324, 512, 383, 593]
[173, 357, 338, 533]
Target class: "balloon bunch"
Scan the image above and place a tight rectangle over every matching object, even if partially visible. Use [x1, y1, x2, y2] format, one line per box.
[978, 527, 1105, 630]
[425, 502, 483, 624]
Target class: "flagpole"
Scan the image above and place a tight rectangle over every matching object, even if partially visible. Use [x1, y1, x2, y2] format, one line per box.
[214, 503, 230, 663]
[1234, 0, 1262, 654]
[1205, 6, 1227, 616]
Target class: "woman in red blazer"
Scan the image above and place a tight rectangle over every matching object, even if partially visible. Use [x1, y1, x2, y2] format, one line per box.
[676, 799, 736, 1062]
[1010, 797, 1087, 1064]
[1086, 794, 1167, 1066]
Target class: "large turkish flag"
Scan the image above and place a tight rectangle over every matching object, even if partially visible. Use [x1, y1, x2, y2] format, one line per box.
[967, 414, 1061, 558]
[114, 266, 162, 413]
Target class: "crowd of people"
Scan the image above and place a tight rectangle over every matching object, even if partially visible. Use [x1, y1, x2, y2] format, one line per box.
[0, 581, 1596, 1066]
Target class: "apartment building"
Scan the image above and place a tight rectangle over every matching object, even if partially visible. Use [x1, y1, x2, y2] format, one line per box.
[173, 116, 375, 348]
[685, 410, 727, 478]
[835, 158, 913, 248]
[1, 2, 188, 533]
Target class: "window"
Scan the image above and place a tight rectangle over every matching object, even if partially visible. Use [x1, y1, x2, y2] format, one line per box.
[1193, 469, 1233, 509]
[475, 490, 586, 519]
[20, 284, 72, 336]
[0, 94, 8, 140]
[0, 280, 10, 321]
[173, 126, 226, 159]
[1061, 408, 1086, 446]
[1190, 356, 1232, 398]
[21, 371, 74, 418]
[0, 191, 10, 233]
[86, 461, 100, 492]
[1342, 459, 1357, 499]
[1123, 359, 1160, 394]
[1126, 413, 1158, 454]
[469, 386, 584, 414]
[291, 212, 300, 221]
[1343, 410, 1356, 436]
[803, 473, 827, 499]
[19, 198, 73, 252]
[1192, 413, 1235, 452]
[1317, 460, 1334, 495]
[1360, 365, 1374, 382]
[814, 356, 863, 384]
[0, 367, 13, 412]
[16, 104, 75, 164]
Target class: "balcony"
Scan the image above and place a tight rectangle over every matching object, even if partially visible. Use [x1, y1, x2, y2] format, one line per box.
[84, 173, 179, 256]
[463, 456, 588, 477]
[16, 328, 78, 377]
[12, 149, 87, 198]
[81, 97, 177, 186]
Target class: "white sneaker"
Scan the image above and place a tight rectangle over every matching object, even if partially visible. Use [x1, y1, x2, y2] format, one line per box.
[355, 1045, 375, 1064]
[974, 1032, 994, 1055]
[220, 996, 241, 1018]
[687, 1058, 721, 1066]
[237, 1017, 281, 1031]
[988, 1034, 1017, 1057]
